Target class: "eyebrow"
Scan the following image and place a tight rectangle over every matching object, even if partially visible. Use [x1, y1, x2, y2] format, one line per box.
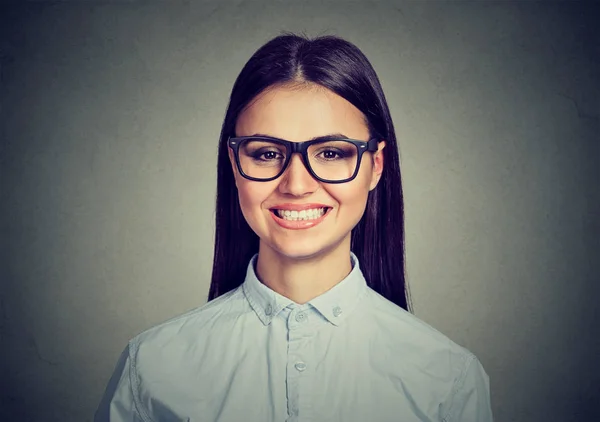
[247, 132, 350, 142]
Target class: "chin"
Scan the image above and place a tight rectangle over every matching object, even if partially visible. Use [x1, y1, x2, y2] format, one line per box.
[265, 237, 342, 262]
[273, 244, 323, 261]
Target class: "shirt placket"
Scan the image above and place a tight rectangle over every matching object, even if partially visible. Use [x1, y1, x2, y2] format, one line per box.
[285, 306, 315, 422]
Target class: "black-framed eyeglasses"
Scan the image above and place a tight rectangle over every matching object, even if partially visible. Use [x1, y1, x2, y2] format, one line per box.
[228, 135, 381, 184]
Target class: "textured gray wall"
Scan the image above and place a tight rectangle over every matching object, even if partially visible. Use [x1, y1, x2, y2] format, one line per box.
[1, 1, 598, 421]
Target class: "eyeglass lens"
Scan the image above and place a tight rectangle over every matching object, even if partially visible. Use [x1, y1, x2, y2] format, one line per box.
[238, 139, 359, 181]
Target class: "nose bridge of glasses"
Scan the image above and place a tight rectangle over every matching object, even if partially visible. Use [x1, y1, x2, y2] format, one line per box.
[284, 150, 312, 177]
[288, 141, 305, 154]
[278, 140, 302, 167]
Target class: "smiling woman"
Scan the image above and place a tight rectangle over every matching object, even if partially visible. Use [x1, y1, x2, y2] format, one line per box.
[227, 85, 387, 299]
[94, 32, 493, 422]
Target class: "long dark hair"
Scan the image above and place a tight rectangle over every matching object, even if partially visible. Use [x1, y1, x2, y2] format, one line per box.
[208, 32, 412, 312]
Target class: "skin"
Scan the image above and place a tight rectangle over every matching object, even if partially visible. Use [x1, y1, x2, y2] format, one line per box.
[229, 82, 385, 305]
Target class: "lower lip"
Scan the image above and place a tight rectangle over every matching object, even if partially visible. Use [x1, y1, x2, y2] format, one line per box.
[269, 208, 331, 230]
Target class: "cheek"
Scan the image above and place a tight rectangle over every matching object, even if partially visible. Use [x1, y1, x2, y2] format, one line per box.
[330, 180, 371, 215]
[236, 179, 272, 219]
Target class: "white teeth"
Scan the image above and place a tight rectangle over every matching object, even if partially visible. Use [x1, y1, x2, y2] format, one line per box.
[275, 208, 327, 221]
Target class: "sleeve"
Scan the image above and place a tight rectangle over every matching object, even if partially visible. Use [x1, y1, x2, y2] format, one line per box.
[94, 343, 148, 422]
[441, 354, 493, 422]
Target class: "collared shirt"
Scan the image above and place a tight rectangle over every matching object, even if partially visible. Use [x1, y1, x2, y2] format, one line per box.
[95, 252, 493, 422]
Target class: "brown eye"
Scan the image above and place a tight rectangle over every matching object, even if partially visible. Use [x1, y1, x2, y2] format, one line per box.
[320, 150, 343, 160]
[261, 151, 279, 160]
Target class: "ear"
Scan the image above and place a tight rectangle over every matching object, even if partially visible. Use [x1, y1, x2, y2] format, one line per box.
[369, 140, 385, 191]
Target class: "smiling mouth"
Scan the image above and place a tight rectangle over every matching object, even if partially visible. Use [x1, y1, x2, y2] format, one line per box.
[270, 207, 332, 221]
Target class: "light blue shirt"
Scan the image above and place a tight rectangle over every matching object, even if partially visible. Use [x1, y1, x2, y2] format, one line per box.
[95, 252, 493, 422]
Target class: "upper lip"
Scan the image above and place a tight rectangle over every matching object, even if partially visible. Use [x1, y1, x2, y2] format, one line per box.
[270, 203, 332, 211]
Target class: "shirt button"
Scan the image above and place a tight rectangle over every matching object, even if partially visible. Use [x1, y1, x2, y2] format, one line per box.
[295, 312, 307, 323]
[294, 362, 307, 372]
[332, 306, 342, 317]
[265, 304, 273, 316]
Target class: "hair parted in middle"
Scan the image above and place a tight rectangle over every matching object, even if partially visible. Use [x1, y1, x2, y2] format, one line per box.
[208, 31, 411, 312]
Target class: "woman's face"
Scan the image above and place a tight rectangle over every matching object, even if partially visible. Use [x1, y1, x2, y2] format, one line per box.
[229, 84, 385, 261]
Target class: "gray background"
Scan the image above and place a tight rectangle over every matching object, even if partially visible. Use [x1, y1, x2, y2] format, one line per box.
[1, 1, 598, 421]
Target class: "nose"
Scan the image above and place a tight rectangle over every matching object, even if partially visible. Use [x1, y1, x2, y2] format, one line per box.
[277, 153, 319, 196]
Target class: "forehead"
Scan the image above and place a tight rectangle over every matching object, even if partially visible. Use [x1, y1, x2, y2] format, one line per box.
[235, 84, 369, 141]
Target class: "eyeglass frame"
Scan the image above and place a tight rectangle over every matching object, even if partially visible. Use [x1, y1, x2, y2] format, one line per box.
[228, 135, 381, 184]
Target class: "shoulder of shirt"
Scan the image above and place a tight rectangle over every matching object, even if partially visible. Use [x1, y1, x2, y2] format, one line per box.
[128, 284, 244, 349]
[120, 286, 244, 420]
[362, 286, 475, 360]
[361, 289, 489, 421]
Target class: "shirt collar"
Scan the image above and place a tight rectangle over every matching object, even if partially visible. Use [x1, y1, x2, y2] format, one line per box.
[242, 252, 368, 327]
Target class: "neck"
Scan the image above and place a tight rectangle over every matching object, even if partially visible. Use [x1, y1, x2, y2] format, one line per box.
[255, 237, 353, 305]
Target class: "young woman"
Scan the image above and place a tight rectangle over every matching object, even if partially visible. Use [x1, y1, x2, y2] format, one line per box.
[95, 33, 493, 422]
